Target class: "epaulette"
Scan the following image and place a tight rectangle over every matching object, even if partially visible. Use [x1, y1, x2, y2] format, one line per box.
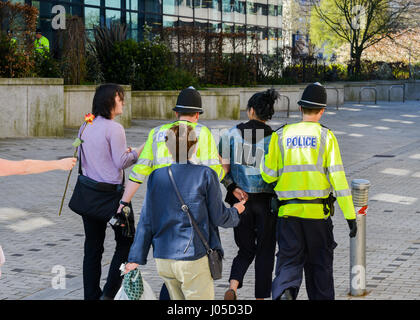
[320, 124, 330, 130]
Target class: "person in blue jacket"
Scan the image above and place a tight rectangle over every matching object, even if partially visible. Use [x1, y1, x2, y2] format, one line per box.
[219, 89, 279, 300]
[124, 124, 246, 300]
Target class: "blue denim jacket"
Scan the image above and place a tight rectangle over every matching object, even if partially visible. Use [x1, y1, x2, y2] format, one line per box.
[219, 123, 274, 194]
[128, 163, 240, 265]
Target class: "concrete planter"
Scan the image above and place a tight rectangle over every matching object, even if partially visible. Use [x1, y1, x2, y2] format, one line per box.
[132, 90, 240, 120]
[0, 78, 64, 138]
[64, 85, 131, 128]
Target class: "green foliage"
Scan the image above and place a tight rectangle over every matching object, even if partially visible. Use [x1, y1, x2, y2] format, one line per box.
[101, 38, 198, 90]
[309, 0, 346, 56]
[34, 52, 61, 78]
[0, 33, 33, 77]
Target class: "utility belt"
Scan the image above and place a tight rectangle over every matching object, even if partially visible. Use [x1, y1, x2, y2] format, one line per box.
[271, 193, 337, 217]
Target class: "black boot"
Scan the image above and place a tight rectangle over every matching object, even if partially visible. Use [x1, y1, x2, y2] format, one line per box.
[279, 288, 295, 300]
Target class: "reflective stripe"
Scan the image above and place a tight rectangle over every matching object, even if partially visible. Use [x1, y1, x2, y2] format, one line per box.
[218, 168, 225, 181]
[316, 127, 328, 172]
[129, 171, 146, 183]
[200, 159, 221, 166]
[327, 164, 344, 173]
[155, 156, 173, 165]
[135, 158, 152, 167]
[282, 164, 319, 173]
[276, 189, 330, 199]
[335, 189, 352, 197]
[261, 160, 278, 177]
[152, 125, 164, 164]
[276, 127, 285, 165]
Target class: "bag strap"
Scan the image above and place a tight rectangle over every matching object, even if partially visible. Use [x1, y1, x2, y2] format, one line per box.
[167, 166, 212, 253]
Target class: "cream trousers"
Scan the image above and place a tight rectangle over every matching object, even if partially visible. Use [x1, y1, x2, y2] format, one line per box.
[155, 255, 214, 300]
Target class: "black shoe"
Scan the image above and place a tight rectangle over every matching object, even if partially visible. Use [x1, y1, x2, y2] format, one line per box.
[279, 288, 294, 300]
[99, 294, 113, 300]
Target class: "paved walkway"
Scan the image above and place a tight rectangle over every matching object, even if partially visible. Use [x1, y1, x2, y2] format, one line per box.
[1, 101, 420, 300]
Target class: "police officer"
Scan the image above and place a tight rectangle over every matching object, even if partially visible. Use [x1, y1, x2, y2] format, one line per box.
[34, 28, 50, 56]
[260, 82, 357, 300]
[117, 86, 225, 212]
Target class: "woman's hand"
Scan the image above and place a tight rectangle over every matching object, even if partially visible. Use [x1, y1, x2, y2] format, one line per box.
[125, 262, 139, 274]
[233, 187, 248, 202]
[57, 158, 77, 171]
[233, 200, 246, 214]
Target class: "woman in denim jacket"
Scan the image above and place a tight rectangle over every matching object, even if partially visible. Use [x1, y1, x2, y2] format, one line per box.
[125, 124, 246, 300]
[219, 89, 280, 300]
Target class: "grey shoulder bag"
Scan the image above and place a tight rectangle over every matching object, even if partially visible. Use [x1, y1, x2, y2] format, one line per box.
[167, 166, 223, 280]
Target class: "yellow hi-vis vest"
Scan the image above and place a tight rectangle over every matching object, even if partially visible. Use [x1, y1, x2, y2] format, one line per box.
[129, 120, 225, 183]
[261, 122, 356, 220]
[34, 36, 50, 55]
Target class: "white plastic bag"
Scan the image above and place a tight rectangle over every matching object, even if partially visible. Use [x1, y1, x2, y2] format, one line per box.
[114, 263, 157, 300]
[115, 278, 156, 300]
[0, 245, 5, 278]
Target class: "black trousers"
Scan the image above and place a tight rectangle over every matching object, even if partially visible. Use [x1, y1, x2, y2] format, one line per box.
[272, 216, 337, 300]
[82, 215, 133, 300]
[228, 194, 277, 299]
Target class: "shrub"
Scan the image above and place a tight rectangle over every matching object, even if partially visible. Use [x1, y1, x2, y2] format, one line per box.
[0, 33, 33, 77]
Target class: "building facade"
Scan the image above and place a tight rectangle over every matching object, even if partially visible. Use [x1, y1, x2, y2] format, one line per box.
[3, 0, 289, 55]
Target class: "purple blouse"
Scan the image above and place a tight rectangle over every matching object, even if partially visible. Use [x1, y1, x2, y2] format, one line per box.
[78, 116, 138, 184]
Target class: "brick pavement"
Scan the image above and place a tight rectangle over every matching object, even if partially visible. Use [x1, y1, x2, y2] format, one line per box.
[1, 101, 420, 300]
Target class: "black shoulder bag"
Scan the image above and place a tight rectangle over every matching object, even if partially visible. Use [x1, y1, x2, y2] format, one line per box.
[167, 166, 223, 280]
[68, 124, 126, 222]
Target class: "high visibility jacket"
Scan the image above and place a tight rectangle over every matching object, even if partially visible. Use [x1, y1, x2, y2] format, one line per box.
[129, 120, 225, 183]
[261, 122, 356, 220]
[34, 36, 50, 55]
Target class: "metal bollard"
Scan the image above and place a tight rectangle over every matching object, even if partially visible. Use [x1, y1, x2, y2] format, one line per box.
[350, 179, 371, 296]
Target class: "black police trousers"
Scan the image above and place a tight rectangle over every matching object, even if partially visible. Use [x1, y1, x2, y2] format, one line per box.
[272, 216, 337, 300]
[229, 194, 277, 299]
[82, 215, 133, 300]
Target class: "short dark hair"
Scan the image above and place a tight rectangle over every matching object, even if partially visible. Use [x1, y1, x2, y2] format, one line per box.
[165, 124, 198, 163]
[300, 106, 324, 115]
[92, 84, 124, 119]
[247, 89, 279, 121]
[176, 112, 199, 118]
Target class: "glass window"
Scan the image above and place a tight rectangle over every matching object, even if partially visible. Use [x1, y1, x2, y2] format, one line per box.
[145, 0, 162, 14]
[127, 12, 138, 40]
[128, 0, 138, 11]
[105, 0, 121, 9]
[145, 14, 163, 38]
[106, 9, 121, 27]
[179, 0, 194, 18]
[222, 0, 234, 22]
[85, 0, 101, 6]
[85, 6, 100, 29]
[209, 21, 221, 33]
[163, 0, 177, 15]
[268, 28, 277, 54]
[208, 0, 221, 21]
[194, 0, 208, 20]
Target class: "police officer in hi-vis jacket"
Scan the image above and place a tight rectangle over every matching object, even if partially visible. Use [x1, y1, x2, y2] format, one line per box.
[261, 82, 357, 300]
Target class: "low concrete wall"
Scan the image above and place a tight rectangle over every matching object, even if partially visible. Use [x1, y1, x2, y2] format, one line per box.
[132, 90, 240, 120]
[64, 85, 132, 128]
[210, 83, 345, 112]
[0, 78, 64, 138]
[343, 80, 420, 102]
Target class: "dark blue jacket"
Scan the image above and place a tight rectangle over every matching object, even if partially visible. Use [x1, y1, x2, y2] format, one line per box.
[128, 163, 240, 265]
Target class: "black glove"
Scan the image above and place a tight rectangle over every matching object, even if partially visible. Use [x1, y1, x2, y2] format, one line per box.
[109, 205, 135, 238]
[347, 219, 357, 238]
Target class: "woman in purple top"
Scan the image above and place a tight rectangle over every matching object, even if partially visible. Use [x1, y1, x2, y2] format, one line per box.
[78, 84, 142, 300]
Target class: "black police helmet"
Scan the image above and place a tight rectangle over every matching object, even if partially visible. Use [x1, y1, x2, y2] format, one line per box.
[173, 86, 203, 114]
[36, 28, 42, 34]
[298, 82, 327, 109]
